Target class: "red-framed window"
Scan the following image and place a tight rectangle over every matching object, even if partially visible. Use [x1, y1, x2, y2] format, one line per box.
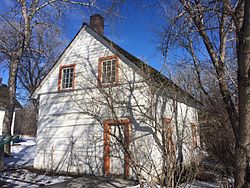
[164, 118, 175, 154]
[98, 55, 119, 86]
[58, 64, 76, 91]
[191, 123, 198, 148]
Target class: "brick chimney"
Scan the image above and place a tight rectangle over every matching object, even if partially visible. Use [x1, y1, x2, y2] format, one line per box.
[90, 14, 104, 35]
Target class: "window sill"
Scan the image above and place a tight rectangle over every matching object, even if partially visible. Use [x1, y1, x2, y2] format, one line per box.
[97, 82, 119, 88]
[58, 88, 74, 92]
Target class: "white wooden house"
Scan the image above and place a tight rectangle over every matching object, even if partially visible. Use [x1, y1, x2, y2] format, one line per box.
[32, 14, 201, 180]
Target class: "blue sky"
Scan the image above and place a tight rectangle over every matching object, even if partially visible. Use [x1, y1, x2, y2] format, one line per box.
[62, 1, 166, 68]
[0, 1, 167, 85]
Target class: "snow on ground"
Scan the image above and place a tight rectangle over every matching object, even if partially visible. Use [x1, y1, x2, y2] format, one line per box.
[0, 136, 227, 188]
[126, 180, 220, 188]
[0, 136, 72, 187]
[0, 168, 72, 187]
[183, 180, 220, 188]
[5, 136, 36, 167]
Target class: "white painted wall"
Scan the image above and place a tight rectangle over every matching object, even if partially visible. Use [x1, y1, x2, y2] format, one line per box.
[0, 110, 5, 135]
[33, 27, 199, 179]
[0, 110, 16, 136]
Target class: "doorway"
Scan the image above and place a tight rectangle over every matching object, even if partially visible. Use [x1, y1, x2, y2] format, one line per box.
[103, 119, 130, 177]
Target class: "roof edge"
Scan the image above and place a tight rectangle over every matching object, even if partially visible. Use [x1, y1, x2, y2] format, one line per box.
[31, 22, 202, 109]
[31, 23, 88, 99]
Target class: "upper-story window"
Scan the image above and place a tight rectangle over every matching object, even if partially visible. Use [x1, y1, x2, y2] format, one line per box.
[58, 64, 76, 91]
[98, 55, 118, 86]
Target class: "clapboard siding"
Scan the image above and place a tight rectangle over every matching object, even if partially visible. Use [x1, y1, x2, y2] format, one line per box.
[37, 124, 102, 139]
[34, 25, 199, 178]
[38, 31, 143, 94]
[38, 82, 148, 104]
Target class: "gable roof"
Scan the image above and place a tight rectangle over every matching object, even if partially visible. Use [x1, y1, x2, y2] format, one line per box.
[0, 84, 22, 110]
[84, 24, 202, 108]
[32, 23, 202, 109]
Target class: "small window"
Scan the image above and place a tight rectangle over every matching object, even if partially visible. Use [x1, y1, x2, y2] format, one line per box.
[98, 55, 118, 85]
[58, 64, 75, 91]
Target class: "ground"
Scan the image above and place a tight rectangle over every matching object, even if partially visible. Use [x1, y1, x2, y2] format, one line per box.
[0, 136, 72, 187]
[0, 136, 137, 188]
[0, 136, 223, 187]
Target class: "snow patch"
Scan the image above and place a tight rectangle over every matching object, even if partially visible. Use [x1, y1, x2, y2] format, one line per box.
[0, 136, 72, 187]
[0, 168, 72, 187]
[5, 136, 36, 167]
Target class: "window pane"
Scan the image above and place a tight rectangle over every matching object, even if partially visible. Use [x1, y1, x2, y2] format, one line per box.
[61, 66, 74, 89]
[101, 59, 116, 84]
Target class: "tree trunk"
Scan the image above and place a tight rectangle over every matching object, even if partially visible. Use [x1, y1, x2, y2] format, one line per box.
[0, 147, 3, 169]
[235, 0, 250, 187]
[2, 0, 36, 156]
[2, 58, 19, 155]
[2, 1, 33, 155]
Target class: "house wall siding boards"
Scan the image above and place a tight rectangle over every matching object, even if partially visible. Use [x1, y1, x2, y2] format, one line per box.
[0, 110, 5, 134]
[33, 25, 199, 178]
[37, 30, 139, 94]
[34, 28, 144, 173]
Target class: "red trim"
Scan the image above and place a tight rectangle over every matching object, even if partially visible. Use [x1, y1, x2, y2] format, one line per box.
[58, 64, 76, 91]
[103, 119, 131, 177]
[191, 123, 198, 148]
[31, 25, 86, 97]
[124, 123, 130, 177]
[164, 118, 175, 154]
[103, 121, 111, 176]
[98, 55, 119, 87]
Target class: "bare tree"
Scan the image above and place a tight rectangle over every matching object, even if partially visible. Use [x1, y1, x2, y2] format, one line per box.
[157, 0, 250, 186]
[14, 104, 37, 136]
[17, 26, 65, 97]
[0, 0, 123, 155]
[66, 55, 201, 187]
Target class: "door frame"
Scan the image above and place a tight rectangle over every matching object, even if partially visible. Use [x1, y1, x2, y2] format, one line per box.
[103, 119, 131, 177]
